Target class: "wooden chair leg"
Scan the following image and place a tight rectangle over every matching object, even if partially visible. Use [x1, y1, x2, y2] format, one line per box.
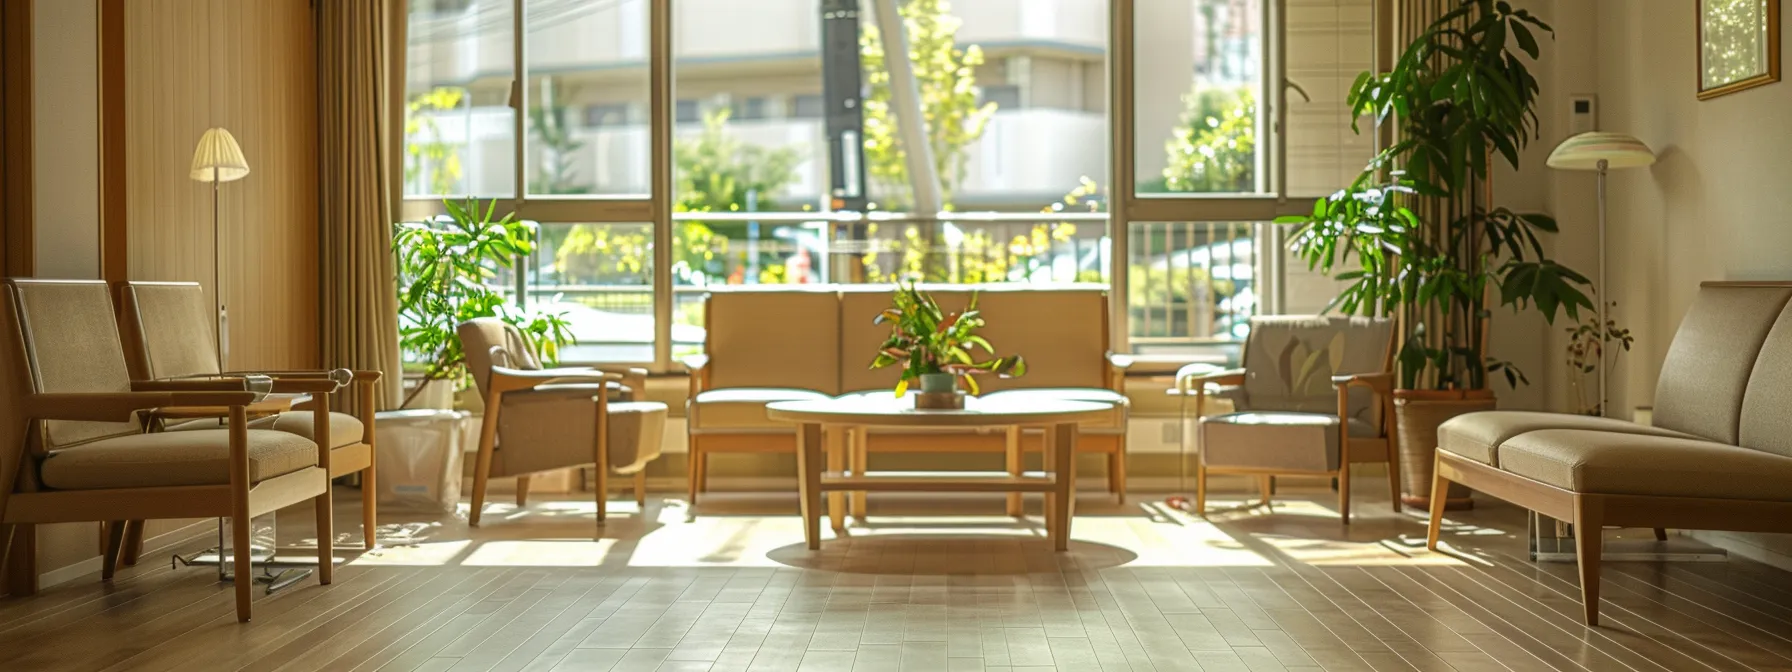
[515, 476, 532, 508]
[1386, 448, 1403, 514]
[594, 399, 610, 527]
[635, 470, 647, 508]
[362, 470, 378, 550]
[118, 520, 145, 567]
[1425, 454, 1449, 551]
[470, 408, 501, 528]
[1338, 462, 1352, 525]
[315, 491, 334, 586]
[3, 523, 38, 597]
[1653, 527, 1668, 542]
[1194, 463, 1208, 518]
[1574, 495, 1605, 627]
[1258, 475, 1273, 508]
[695, 450, 710, 493]
[1111, 448, 1128, 505]
[686, 438, 701, 506]
[229, 406, 255, 622]
[101, 520, 127, 581]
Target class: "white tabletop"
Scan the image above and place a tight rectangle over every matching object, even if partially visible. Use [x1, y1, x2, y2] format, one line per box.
[767, 393, 1115, 427]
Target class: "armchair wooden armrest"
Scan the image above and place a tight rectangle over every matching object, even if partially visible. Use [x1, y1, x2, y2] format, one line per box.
[487, 365, 621, 395]
[1331, 372, 1394, 394]
[1179, 368, 1246, 393]
[593, 366, 649, 401]
[683, 354, 711, 396]
[26, 391, 257, 422]
[132, 377, 258, 393]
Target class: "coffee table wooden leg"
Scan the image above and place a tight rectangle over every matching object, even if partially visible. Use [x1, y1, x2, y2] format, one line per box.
[1051, 422, 1076, 552]
[1005, 426, 1023, 517]
[796, 422, 824, 550]
[826, 426, 845, 532]
[851, 426, 868, 520]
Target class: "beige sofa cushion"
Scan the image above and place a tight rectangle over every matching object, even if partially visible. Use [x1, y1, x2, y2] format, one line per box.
[1201, 411, 1372, 472]
[689, 388, 831, 433]
[971, 286, 1107, 392]
[1498, 429, 1792, 501]
[704, 289, 842, 394]
[1438, 411, 1693, 466]
[1740, 298, 1792, 459]
[169, 411, 366, 450]
[1652, 284, 1792, 444]
[40, 429, 318, 490]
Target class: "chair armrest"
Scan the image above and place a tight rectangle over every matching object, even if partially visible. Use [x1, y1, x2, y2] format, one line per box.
[1331, 372, 1394, 394]
[133, 377, 259, 393]
[1106, 352, 1134, 370]
[683, 354, 711, 395]
[488, 366, 621, 395]
[593, 366, 649, 401]
[26, 391, 256, 422]
[1179, 368, 1246, 393]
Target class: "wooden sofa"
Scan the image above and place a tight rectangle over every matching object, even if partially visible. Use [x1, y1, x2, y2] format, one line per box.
[1428, 281, 1792, 626]
[685, 284, 1129, 504]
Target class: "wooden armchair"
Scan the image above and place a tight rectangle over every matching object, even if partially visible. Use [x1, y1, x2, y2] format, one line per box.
[0, 279, 334, 622]
[457, 318, 667, 529]
[1188, 316, 1399, 523]
[117, 281, 383, 552]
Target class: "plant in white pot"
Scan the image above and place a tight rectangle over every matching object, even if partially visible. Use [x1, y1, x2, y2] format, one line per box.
[1278, 0, 1594, 509]
[394, 197, 574, 410]
[868, 282, 1026, 402]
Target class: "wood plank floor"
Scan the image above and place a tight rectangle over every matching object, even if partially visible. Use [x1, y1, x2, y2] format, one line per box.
[2, 483, 1790, 671]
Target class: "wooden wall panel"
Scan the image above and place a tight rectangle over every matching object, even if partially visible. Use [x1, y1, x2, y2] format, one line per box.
[125, 0, 317, 373]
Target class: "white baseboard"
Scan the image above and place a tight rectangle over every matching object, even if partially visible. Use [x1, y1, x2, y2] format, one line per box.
[37, 520, 214, 590]
[1687, 530, 1792, 572]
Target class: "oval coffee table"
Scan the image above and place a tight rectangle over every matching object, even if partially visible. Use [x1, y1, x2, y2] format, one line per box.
[767, 394, 1116, 551]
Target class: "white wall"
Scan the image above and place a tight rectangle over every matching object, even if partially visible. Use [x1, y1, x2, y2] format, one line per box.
[30, 0, 100, 280]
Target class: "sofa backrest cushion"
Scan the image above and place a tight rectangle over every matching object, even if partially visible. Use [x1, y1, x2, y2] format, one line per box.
[1654, 284, 1792, 445]
[1738, 290, 1792, 458]
[970, 286, 1107, 392]
[705, 288, 842, 394]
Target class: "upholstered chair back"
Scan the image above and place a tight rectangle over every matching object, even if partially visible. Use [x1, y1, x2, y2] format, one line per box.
[458, 318, 542, 403]
[3, 280, 144, 453]
[1238, 315, 1394, 424]
[702, 287, 842, 394]
[119, 281, 222, 380]
[964, 286, 1107, 393]
[1652, 283, 1792, 451]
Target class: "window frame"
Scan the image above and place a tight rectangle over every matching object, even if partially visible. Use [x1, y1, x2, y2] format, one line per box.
[398, 0, 1389, 372]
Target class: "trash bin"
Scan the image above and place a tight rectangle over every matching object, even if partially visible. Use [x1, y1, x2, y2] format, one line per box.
[375, 409, 468, 514]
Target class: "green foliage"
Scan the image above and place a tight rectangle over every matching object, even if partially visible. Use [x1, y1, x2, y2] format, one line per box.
[528, 104, 592, 195]
[859, 0, 996, 208]
[867, 282, 1026, 396]
[1564, 301, 1633, 416]
[552, 223, 729, 287]
[1162, 88, 1257, 193]
[405, 87, 466, 195]
[393, 198, 573, 406]
[1280, 0, 1591, 391]
[675, 108, 803, 214]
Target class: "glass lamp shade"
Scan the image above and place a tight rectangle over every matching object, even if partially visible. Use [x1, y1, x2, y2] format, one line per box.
[189, 127, 251, 182]
[1547, 132, 1656, 171]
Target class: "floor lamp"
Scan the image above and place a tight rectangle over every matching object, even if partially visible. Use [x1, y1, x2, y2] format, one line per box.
[1546, 132, 1655, 417]
[189, 127, 251, 367]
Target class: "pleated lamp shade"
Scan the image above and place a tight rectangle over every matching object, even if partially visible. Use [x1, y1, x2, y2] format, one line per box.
[189, 127, 251, 182]
[1547, 132, 1656, 171]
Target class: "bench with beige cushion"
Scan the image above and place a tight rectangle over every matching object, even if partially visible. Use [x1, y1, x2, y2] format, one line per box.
[1428, 281, 1792, 627]
[685, 285, 1129, 504]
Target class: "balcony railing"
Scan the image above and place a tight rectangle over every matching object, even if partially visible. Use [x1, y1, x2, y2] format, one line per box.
[498, 212, 1263, 362]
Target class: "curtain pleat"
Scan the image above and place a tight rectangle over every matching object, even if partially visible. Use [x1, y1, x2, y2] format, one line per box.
[316, 0, 402, 410]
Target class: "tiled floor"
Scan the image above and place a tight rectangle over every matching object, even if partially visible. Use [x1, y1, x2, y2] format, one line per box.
[2, 483, 1791, 671]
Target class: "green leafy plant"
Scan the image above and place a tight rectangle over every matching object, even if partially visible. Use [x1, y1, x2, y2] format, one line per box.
[868, 282, 1026, 396]
[1280, 0, 1592, 391]
[404, 87, 466, 196]
[394, 198, 574, 408]
[1564, 300, 1633, 416]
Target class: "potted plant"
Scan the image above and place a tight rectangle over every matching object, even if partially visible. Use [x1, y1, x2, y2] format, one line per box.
[868, 282, 1026, 402]
[394, 197, 574, 409]
[1565, 301, 1633, 416]
[1280, 0, 1593, 509]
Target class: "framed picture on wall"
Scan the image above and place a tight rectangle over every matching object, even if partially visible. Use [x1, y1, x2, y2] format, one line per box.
[1698, 0, 1781, 99]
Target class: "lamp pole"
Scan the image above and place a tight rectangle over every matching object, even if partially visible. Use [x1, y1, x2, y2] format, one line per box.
[213, 165, 226, 368]
[1596, 157, 1608, 417]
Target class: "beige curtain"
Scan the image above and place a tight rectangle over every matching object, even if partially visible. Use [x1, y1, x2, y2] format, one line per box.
[316, 0, 402, 409]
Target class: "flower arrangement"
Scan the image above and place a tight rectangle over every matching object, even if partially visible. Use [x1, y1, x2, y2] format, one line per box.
[868, 282, 1026, 396]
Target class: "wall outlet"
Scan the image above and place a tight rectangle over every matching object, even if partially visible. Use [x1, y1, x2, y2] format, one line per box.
[1569, 95, 1597, 135]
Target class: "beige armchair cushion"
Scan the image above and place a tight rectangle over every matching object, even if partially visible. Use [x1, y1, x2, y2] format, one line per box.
[1438, 411, 1693, 466]
[1497, 429, 1792, 501]
[40, 429, 318, 490]
[704, 289, 842, 393]
[1740, 299, 1792, 459]
[1652, 284, 1792, 444]
[495, 386, 667, 475]
[169, 411, 367, 450]
[689, 388, 831, 433]
[1237, 315, 1394, 424]
[1201, 411, 1373, 472]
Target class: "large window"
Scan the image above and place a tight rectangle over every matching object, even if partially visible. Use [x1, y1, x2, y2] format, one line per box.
[402, 0, 1380, 369]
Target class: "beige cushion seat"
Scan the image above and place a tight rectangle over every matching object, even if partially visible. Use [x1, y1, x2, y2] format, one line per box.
[40, 430, 319, 490]
[1438, 411, 1695, 466]
[494, 386, 668, 474]
[1497, 429, 1792, 501]
[689, 388, 831, 433]
[1201, 411, 1376, 472]
[171, 411, 366, 449]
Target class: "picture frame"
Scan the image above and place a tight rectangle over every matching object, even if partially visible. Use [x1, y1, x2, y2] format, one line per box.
[1698, 0, 1781, 100]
